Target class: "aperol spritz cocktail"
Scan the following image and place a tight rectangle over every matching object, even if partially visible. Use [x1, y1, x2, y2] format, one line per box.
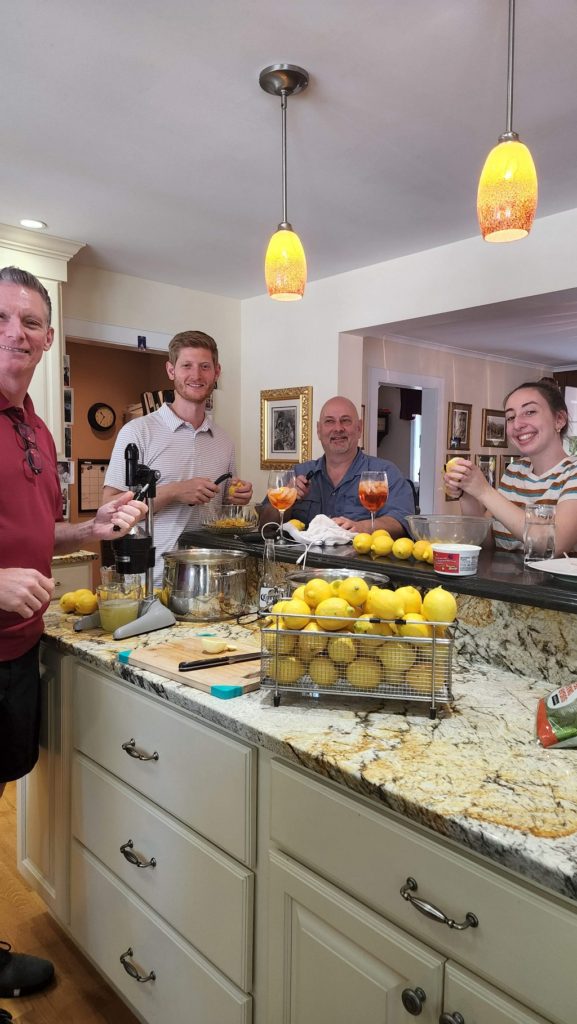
[267, 469, 298, 545]
[358, 470, 389, 532]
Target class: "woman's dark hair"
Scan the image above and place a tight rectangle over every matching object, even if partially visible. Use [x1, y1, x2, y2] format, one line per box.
[504, 377, 568, 437]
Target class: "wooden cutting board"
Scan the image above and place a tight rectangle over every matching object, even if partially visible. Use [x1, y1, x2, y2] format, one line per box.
[118, 637, 261, 698]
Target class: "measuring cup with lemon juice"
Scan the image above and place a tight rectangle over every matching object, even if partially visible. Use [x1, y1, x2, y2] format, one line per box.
[97, 583, 141, 632]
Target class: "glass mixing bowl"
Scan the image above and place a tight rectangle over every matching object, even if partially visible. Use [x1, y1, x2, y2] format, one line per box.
[407, 515, 492, 546]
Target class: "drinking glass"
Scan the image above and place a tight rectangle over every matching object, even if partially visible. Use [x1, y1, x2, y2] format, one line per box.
[358, 470, 389, 533]
[523, 504, 555, 563]
[267, 469, 298, 545]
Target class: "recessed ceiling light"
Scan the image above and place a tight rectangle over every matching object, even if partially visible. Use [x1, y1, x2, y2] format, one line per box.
[19, 218, 47, 230]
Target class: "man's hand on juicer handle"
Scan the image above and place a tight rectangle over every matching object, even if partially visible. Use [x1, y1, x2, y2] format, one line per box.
[95, 491, 148, 539]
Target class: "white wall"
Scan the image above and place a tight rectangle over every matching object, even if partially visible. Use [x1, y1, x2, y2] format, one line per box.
[241, 208, 577, 499]
[63, 264, 243, 466]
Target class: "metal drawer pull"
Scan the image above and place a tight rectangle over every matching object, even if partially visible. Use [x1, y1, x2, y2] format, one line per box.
[439, 1014, 465, 1024]
[121, 738, 159, 761]
[119, 947, 156, 983]
[400, 877, 478, 930]
[120, 839, 156, 869]
[401, 986, 426, 1015]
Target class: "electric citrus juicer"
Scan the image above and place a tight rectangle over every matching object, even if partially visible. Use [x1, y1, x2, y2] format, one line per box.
[74, 444, 176, 640]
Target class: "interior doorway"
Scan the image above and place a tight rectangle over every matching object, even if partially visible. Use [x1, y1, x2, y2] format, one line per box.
[367, 367, 443, 514]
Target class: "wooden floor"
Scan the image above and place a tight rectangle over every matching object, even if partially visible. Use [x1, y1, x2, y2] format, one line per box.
[0, 782, 139, 1023]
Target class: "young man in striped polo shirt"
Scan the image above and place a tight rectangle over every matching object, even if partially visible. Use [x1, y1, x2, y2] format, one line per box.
[103, 331, 253, 585]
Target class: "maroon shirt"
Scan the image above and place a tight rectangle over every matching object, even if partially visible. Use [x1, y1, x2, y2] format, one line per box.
[0, 392, 62, 660]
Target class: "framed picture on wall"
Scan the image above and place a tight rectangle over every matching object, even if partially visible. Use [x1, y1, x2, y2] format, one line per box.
[78, 459, 109, 514]
[260, 386, 312, 469]
[498, 454, 516, 481]
[446, 401, 471, 451]
[481, 408, 507, 447]
[475, 453, 497, 487]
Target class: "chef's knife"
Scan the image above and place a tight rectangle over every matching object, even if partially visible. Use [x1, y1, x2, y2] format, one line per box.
[178, 652, 261, 672]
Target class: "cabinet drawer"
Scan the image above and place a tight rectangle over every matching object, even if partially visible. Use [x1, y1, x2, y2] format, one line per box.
[71, 842, 251, 1024]
[270, 759, 575, 1024]
[444, 963, 550, 1024]
[51, 561, 93, 599]
[73, 665, 256, 865]
[72, 754, 253, 991]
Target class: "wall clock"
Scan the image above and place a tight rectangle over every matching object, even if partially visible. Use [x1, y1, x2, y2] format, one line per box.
[87, 402, 116, 432]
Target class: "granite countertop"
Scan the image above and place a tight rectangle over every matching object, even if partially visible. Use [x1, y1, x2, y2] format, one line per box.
[42, 606, 577, 904]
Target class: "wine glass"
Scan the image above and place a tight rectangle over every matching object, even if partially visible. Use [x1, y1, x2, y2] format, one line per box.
[358, 470, 389, 533]
[267, 469, 298, 545]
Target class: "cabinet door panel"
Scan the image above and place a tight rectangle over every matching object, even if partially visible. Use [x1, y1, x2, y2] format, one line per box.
[444, 963, 551, 1024]
[268, 850, 444, 1024]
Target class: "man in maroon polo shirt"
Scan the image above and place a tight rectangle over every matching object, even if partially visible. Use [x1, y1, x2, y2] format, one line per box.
[0, 266, 146, 1015]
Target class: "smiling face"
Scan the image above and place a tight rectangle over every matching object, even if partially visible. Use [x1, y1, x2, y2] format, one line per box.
[317, 397, 362, 460]
[166, 346, 220, 409]
[505, 387, 566, 457]
[0, 282, 54, 396]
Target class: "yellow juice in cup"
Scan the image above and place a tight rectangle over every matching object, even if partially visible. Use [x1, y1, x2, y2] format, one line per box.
[99, 599, 140, 632]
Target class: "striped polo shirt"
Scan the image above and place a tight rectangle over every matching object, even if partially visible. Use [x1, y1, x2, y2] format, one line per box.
[105, 404, 236, 583]
[494, 455, 577, 550]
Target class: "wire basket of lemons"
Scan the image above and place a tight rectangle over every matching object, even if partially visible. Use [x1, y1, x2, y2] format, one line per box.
[260, 575, 457, 717]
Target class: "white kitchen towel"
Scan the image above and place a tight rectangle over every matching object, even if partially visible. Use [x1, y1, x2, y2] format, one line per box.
[283, 515, 354, 565]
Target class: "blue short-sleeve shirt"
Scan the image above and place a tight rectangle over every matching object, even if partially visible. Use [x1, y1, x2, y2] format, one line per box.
[279, 449, 414, 532]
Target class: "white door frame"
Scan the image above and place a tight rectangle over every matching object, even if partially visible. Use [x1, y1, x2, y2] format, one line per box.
[367, 366, 444, 514]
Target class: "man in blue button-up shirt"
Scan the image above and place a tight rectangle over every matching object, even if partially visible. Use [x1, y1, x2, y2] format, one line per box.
[261, 396, 414, 537]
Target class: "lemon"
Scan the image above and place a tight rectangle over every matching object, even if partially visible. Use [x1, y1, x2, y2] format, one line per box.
[303, 578, 333, 608]
[59, 591, 78, 613]
[366, 587, 405, 620]
[445, 457, 462, 473]
[377, 641, 417, 679]
[327, 635, 357, 664]
[398, 613, 433, 639]
[394, 585, 422, 615]
[346, 657, 382, 689]
[309, 655, 339, 687]
[292, 585, 308, 602]
[353, 614, 389, 640]
[371, 529, 392, 540]
[329, 579, 343, 596]
[201, 638, 229, 654]
[413, 540, 433, 562]
[371, 534, 394, 557]
[271, 599, 288, 615]
[282, 598, 312, 630]
[315, 597, 357, 631]
[269, 656, 305, 685]
[338, 576, 369, 608]
[297, 621, 328, 659]
[352, 532, 373, 554]
[422, 586, 457, 624]
[74, 591, 98, 615]
[405, 663, 446, 692]
[262, 623, 296, 655]
[392, 537, 414, 560]
[287, 518, 306, 530]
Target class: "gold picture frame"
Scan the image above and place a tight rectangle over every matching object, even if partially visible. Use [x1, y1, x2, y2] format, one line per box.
[446, 401, 472, 451]
[481, 408, 507, 448]
[260, 386, 312, 469]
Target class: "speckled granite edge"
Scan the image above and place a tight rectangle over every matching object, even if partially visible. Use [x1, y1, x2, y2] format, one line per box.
[52, 550, 97, 565]
[43, 608, 577, 904]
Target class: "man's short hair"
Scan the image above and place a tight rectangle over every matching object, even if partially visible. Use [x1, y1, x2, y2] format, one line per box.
[0, 266, 52, 325]
[168, 330, 219, 367]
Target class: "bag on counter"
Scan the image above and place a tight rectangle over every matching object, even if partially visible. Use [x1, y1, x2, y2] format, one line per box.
[536, 682, 577, 748]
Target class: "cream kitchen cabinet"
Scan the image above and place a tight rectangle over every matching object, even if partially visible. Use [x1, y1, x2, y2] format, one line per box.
[266, 757, 573, 1024]
[69, 663, 256, 1024]
[50, 559, 93, 600]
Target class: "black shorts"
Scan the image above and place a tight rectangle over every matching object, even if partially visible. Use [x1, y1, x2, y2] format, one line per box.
[0, 644, 42, 783]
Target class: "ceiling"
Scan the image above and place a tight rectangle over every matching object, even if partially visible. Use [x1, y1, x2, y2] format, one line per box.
[4, 1, 577, 362]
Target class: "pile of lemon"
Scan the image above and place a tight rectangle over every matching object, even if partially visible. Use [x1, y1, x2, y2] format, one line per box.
[262, 577, 456, 692]
[59, 589, 98, 615]
[352, 529, 433, 563]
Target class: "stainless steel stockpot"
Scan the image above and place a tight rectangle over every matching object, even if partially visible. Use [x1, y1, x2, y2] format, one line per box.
[162, 547, 248, 622]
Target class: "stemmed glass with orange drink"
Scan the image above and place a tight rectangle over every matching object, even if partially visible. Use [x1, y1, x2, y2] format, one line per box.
[267, 469, 298, 545]
[358, 470, 389, 533]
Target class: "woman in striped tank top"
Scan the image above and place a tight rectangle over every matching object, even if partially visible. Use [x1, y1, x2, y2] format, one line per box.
[444, 378, 577, 555]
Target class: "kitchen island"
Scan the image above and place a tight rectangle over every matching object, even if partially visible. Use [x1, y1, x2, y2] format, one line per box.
[21, 588, 577, 1024]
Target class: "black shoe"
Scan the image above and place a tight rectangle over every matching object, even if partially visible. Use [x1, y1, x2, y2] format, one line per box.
[0, 941, 54, 997]
[0, 1010, 12, 1022]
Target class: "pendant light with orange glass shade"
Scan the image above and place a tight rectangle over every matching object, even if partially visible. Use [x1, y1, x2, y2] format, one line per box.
[477, 0, 538, 243]
[259, 64, 309, 300]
